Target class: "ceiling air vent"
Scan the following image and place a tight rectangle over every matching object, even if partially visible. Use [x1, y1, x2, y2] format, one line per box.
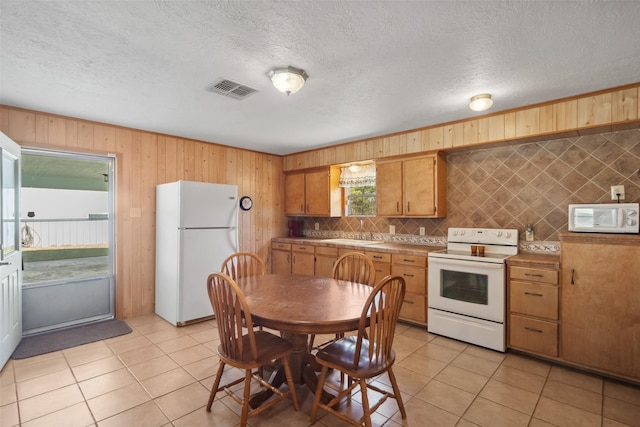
[206, 78, 259, 100]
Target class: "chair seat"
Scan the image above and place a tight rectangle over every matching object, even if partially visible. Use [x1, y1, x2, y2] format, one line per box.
[315, 336, 395, 378]
[218, 330, 293, 368]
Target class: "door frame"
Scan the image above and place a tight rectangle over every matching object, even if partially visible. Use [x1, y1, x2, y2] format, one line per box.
[20, 148, 116, 334]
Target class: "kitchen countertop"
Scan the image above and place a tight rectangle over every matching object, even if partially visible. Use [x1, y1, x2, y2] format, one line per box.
[271, 237, 444, 257]
[506, 253, 560, 269]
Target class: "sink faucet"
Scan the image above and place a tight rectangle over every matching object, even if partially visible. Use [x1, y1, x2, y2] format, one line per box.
[359, 218, 364, 240]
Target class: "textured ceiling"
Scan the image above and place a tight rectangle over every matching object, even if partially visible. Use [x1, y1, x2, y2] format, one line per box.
[1, 1, 639, 156]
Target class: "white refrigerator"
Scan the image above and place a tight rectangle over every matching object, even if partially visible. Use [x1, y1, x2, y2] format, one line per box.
[155, 180, 239, 326]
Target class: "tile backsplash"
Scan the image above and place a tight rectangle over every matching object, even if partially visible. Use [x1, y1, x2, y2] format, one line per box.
[296, 129, 640, 253]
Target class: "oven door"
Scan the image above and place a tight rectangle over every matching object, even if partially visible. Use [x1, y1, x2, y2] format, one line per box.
[428, 256, 505, 323]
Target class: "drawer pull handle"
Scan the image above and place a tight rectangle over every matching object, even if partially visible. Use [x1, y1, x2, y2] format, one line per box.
[524, 292, 543, 297]
[375, 269, 383, 273]
[403, 300, 414, 304]
[373, 255, 383, 259]
[571, 268, 575, 285]
[524, 272, 544, 278]
[403, 259, 415, 263]
[403, 273, 415, 277]
[524, 327, 543, 333]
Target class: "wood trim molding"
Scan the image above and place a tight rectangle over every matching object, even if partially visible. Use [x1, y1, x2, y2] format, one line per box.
[283, 82, 640, 171]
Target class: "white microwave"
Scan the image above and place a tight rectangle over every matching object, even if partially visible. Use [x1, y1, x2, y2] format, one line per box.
[568, 203, 639, 234]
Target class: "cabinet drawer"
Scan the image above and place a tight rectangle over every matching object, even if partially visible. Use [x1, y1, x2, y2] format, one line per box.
[399, 292, 426, 323]
[338, 248, 368, 256]
[392, 254, 426, 267]
[272, 242, 291, 251]
[392, 264, 426, 294]
[510, 266, 558, 285]
[292, 244, 314, 253]
[315, 246, 338, 256]
[510, 281, 558, 320]
[373, 263, 391, 280]
[366, 251, 391, 264]
[509, 315, 558, 357]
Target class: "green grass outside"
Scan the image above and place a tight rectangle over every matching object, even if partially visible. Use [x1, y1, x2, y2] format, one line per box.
[23, 247, 109, 262]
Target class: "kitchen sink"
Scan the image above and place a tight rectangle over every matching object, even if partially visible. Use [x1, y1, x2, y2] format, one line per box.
[320, 238, 380, 245]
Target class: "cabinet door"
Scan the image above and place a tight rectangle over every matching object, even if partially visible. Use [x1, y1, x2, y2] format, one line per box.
[271, 249, 291, 274]
[315, 255, 336, 277]
[305, 170, 329, 215]
[561, 242, 640, 379]
[392, 264, 426, 294]
[376, 161, 403, 216]
[404, 156, 435, 216]
[292, 251, 315, 275]
[285, 173, 305, 215]
[315, 246, 338, 277]
[399, 292, 427, 324]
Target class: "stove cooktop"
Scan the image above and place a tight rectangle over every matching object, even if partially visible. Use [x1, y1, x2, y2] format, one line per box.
[428, 227, 520, 263]
[428, 249, 513, 264]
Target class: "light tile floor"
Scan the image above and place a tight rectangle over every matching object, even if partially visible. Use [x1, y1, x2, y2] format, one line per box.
[1, 314, 639, 426]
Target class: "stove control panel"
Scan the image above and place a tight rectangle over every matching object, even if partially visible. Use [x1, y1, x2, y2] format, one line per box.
[448, 227, 518, 246]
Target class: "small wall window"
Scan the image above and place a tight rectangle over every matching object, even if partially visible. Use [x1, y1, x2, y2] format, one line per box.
[340, 163, 376, 217]
[346, 185, 376, 216]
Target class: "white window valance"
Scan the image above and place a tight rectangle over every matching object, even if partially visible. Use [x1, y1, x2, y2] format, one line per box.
[339, 164, 376, 188]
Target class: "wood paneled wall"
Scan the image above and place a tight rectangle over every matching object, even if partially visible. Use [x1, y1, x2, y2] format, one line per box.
[283, 83, 640, 171]
[0, 106, 285, 319]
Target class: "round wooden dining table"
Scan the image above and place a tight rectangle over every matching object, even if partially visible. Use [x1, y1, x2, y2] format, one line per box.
[235, 273, 373, 403]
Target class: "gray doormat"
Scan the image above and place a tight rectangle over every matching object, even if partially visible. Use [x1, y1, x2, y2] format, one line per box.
[11, 319, 132, 359]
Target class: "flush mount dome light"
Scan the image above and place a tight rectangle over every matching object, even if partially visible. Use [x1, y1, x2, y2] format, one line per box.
[267, 66, 309, 96]
[469, 94, 493, 111]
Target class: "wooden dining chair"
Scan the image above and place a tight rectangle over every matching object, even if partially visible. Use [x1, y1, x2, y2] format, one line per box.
[310, 275, 407, 427]
[221, 252, 267, 331]
[221, 251, 267, 280]
[308, 251, 376, 353]
[206, 272, 299, 426]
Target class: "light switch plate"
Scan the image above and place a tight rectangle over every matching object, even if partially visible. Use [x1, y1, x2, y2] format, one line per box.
[389, 225, 395, 234]
[314, 222, 319, 230]
[419, 227, 425, 235]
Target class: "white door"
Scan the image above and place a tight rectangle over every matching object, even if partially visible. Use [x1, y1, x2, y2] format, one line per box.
[0, 132, 22, 369]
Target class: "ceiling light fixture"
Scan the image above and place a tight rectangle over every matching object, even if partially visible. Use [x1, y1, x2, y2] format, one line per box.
[469, 94, 493, 112]
[267, 66, 309, 96]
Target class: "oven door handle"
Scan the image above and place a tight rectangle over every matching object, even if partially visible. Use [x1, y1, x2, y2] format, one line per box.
[428, 258, 505, 270]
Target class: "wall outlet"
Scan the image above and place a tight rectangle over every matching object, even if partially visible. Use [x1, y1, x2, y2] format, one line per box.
[611, 185, 625, 200]
[389, 225, 396, 234]
[419, 226, 425, 236]
[314, 222, 319, 231]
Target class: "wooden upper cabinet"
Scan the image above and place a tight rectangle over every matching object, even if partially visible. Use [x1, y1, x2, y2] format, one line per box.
[376, 161, 403, 216]
[404, 156, 435, 216]
[376, 153, 446, 218]
[284, 167, 342, 217]
[285, 173, 305, 215]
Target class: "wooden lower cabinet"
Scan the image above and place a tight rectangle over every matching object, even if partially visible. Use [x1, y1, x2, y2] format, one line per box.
[509, 315, 558, 357]
[365, 250, 391, 282]
[271, 239, 431, 327]
[291, 244, 315, 275]
[507, 256, 560, 358]
[315, 246, 338, 277]
[392, 253, 427, 325]
[560, 234, 640, 381]
[271, 242, 291, 274]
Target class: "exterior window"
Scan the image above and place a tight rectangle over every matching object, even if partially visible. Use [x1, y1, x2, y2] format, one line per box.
[346, 185, 376, 216]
